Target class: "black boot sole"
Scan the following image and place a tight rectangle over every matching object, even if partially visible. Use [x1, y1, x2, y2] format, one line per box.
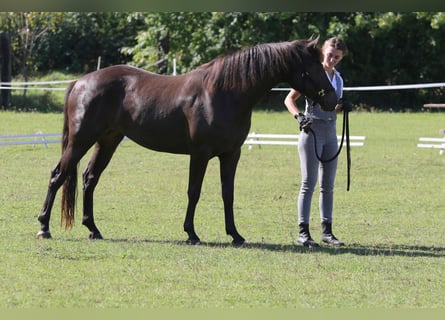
[296, 239, 320, 247]
[321, 238, 345, 246]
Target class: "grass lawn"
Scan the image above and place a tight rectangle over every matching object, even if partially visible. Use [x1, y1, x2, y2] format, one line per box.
[0, 110, 444, 308]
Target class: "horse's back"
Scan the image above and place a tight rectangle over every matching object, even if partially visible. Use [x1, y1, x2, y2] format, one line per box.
[74, 64, 161, 90]
[67, 64, 175, 120]
[65, 65, 194, 153]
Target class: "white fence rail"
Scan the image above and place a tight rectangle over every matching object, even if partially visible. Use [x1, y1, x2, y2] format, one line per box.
[7, 131, 445, 157]
[2, 79, 445, 92]
[0, 80, 74, 91]
[417, 137, 445, 155]
[1, 132, 366, 150]
[244, 132, 365, 150]
[271, 82, 445, 92]
[0, 132, 62, 148]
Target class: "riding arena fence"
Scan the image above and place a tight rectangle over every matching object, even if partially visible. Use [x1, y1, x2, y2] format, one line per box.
[244, 133, 365, 150]
[0, 132, 62, 148]
[0, 132, 366, 149]
[2, 76, 445, 93]
[417, 129, 445, 155]
[1, 79, 444, 153]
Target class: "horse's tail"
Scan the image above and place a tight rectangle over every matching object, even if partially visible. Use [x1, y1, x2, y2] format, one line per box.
[61, 81, 78, 230]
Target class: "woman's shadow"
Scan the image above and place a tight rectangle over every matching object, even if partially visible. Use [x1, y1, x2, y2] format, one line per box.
[239, 241, 444, 258]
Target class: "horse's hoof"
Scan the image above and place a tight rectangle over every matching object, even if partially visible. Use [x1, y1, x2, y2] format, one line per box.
[232, 237, 245, 247]
[186, 238, 201, 245]
[89, 232, 103, 240]
[36, 231, 52, 239]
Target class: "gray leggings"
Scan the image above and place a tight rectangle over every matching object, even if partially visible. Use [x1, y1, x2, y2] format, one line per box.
[297, 119, 338, 224]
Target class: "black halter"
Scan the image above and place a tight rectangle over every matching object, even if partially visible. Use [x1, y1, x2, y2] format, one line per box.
[300, 71, 334, 107]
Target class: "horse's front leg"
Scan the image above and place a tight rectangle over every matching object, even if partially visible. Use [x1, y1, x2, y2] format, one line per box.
[219, 149, 245, 246]
[183, 154, 209, 245]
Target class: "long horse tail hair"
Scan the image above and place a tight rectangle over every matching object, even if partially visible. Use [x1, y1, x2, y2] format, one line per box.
[61, 81, 78, 230]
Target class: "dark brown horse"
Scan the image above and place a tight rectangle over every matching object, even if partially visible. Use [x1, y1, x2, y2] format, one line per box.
[36, 37, 337, 245]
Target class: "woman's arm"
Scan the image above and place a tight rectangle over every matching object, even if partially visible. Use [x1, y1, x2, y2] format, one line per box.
[284, 89, 302, 117]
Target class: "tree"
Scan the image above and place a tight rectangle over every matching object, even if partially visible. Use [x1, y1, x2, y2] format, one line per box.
[329, 12, 445, 109]
[34, 12, 145, 73]
[1, 12, 444, 110]
[0, 12, 146, 77]
[0, 12, 62, 96]
[123, 12, 344, 75]
[122, 12, 214, 74]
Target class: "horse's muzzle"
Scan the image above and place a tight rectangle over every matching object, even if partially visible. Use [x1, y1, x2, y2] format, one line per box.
[318, 90, 338, 111]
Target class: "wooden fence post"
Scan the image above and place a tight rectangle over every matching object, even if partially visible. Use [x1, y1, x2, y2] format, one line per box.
[0, 32, 12, 109]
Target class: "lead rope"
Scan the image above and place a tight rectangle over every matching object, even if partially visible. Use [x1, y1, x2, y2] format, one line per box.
[345, 110, 351, 191]
[307, 109, 351, 191]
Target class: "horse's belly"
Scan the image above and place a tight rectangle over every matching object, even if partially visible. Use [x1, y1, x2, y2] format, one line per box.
[125, 130, 190, 155]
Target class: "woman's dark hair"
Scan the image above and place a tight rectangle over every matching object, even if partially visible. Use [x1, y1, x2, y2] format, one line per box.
[323, 37, 348, 56]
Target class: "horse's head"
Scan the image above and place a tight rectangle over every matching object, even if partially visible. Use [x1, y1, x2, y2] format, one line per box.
[288, 37, 338, 111]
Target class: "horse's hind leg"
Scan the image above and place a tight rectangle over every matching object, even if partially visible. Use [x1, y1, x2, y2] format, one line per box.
[82, 135, 123, 239]
[219, 149, 245, 246]
[37, 146, 89, 239]
[36, 162, 66, 239]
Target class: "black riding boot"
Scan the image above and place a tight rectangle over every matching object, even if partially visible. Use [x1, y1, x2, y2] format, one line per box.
[321, 222, 344, 246]
[297, 223, 319, 247]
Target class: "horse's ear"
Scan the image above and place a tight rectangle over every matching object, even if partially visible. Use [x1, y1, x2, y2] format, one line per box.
[308, 35, 320, 48]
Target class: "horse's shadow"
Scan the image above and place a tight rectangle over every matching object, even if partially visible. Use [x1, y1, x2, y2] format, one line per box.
[105, 238, 445, 258]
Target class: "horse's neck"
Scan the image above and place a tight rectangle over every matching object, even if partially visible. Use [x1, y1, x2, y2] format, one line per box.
[243, 74, 282, 106]
[234, 81, 277, 111]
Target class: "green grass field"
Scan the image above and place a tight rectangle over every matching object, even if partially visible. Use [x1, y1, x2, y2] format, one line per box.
[0, 110, 444, 308]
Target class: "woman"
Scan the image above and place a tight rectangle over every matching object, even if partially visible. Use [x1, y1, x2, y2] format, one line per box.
[284, 37, 350, 247]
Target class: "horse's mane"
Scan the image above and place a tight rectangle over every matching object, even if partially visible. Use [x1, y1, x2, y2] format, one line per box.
[200, 39, 321, 91]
